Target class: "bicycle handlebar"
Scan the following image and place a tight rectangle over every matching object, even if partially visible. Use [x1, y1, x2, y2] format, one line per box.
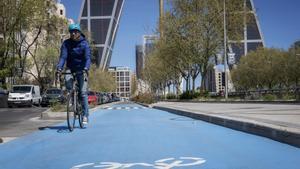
[55, 70, 88, 88]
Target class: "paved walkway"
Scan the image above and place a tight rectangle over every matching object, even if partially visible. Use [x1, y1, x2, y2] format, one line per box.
[152, 102, 300, 148]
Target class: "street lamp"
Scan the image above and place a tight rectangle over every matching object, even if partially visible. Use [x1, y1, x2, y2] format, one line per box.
[159, 0, 164, 37]
[223, 0, 228, 99]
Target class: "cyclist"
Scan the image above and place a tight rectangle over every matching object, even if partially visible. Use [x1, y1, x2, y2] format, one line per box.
[56, 23, 91, 124]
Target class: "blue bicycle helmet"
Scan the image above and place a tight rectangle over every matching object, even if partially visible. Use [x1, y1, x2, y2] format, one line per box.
[68, 23, 81, 32]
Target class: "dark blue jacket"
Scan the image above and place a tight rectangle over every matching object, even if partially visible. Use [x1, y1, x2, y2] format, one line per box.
[57, 34, 91, 72]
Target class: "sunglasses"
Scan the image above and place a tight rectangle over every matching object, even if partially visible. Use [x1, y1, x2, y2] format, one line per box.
[70, 30, 80, 34]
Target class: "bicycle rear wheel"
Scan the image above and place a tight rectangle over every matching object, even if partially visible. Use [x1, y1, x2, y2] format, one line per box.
[66, 91, 76, 131]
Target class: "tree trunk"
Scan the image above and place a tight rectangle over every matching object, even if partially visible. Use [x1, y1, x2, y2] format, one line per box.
[186, 77, 189, 92]
[192, 76, 197, 93]
[200, 72, 206, 92]
[173, 83, 175, 95]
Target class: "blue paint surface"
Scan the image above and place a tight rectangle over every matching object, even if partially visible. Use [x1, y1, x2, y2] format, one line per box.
[0, 103, 300, 169]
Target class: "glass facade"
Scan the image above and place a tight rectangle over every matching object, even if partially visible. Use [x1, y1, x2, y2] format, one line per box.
[228, 0, 264, 65]
[90, 19, 110, 44]
[247, 42, 263, 52]
[247, 14, 261, 40]
[231, 44, 245, 63]
[135, 45, 143, 79]
[90, 0, 114, 16]
[80, 19, 88, 31]
[92, 47, 104, 65]
[82, 0, 87, 17]
[246, 0, 252, 10]
[79, 0, 124, 70]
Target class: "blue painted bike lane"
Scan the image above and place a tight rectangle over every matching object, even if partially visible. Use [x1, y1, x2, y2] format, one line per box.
[0, 103, 300, 169]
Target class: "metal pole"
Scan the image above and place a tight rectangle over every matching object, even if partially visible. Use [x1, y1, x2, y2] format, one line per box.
[159, 0, 164, 37]
[224, 0, 228, 99]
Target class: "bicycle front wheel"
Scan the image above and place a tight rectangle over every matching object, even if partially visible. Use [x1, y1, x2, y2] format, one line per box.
[78, 101, 84, 128]
[66, 92, 76, 131]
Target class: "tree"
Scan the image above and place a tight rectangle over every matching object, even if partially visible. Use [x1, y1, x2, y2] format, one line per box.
[89, 64, 117, 92]
[231, 47, 288, 90]
[142, 37, 183, 97]
[158, 11, 193, 93]
[130, 74, 138, 97]
[155, 0, 245, 94]
[287, 41, 300, 87]
[0, 0, 59, 86]
[24, 45, 60, 91]
[23, 14, 68, 91]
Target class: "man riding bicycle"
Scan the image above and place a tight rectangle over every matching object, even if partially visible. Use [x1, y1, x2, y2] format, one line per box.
[56, 23, 91, 124]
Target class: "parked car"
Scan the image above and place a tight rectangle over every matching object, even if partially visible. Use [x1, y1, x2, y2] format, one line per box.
[41, 88, 66, 107]
[0, 87, 7, 96]
[96, 92, 102, 105]
[98, 92, 106, 104]
[88, 91, 98, 105]
[8, 85, 42, 107]
[113, 97, 121, 102]
[0, 87, 8, 108]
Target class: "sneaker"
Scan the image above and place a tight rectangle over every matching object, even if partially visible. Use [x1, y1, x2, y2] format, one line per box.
[83, 116, 88, 124]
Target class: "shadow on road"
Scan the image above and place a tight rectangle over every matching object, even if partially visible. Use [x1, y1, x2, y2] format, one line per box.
[39, 126, 71, 133]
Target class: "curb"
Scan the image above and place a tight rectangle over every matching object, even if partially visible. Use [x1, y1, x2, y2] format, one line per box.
[135, 102, 152, 108]
[162, 100, 300, 105]
[152, 105, 300, 149]
[40, 102, 121, 120]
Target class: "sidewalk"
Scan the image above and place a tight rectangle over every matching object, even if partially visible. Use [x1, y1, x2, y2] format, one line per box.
[41, 102, 119, 120]
[151, 101, 300, 148]
[0, 102, 120, 144]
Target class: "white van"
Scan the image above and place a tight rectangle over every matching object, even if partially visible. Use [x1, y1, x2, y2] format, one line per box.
[8, 85, 42, 107]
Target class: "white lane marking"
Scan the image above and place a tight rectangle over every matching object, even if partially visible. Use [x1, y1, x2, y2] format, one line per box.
[71, 163, 95, 169]
[94, 162, 153, 168]
[105, 106, 149, 110]
[70, 157, 206, 169]
[30, 117, 63, 122]
[1, 137, 17, 143]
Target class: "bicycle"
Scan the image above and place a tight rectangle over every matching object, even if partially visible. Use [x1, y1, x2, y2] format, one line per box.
[56, 71, 86, 131]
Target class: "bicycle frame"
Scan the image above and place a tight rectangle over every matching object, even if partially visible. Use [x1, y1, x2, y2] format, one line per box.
[57, 71, 85, 131]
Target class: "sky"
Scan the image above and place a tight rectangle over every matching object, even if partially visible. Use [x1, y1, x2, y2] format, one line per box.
[60, 0, 300, 73]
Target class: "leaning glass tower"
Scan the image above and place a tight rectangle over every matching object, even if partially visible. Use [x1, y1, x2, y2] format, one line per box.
[79, 0, 124, 70]
[206, 0, 265, 93]
[228, 0, 265, 65]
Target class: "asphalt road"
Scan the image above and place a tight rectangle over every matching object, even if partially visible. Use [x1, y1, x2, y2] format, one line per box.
[0, 102, 299, 169]
[0, 107, 61, 142]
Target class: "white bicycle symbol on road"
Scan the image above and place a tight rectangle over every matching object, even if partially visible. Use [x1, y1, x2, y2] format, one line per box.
[71, 157, 206, 169]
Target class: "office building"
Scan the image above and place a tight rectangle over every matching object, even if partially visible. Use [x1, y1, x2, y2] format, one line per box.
[142, 35, 158, 58]
[56, 2, 66, 18]
[135, 35, 158, 93]
[228, 0, 265, 65]
[205, 65, 234, 93]
[135, 45, 143, 79]
[79, 0, 125, 70]
[108, 66, 131, 99]
[206, 0, 264, 93]
[135, 35, 158, 80]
